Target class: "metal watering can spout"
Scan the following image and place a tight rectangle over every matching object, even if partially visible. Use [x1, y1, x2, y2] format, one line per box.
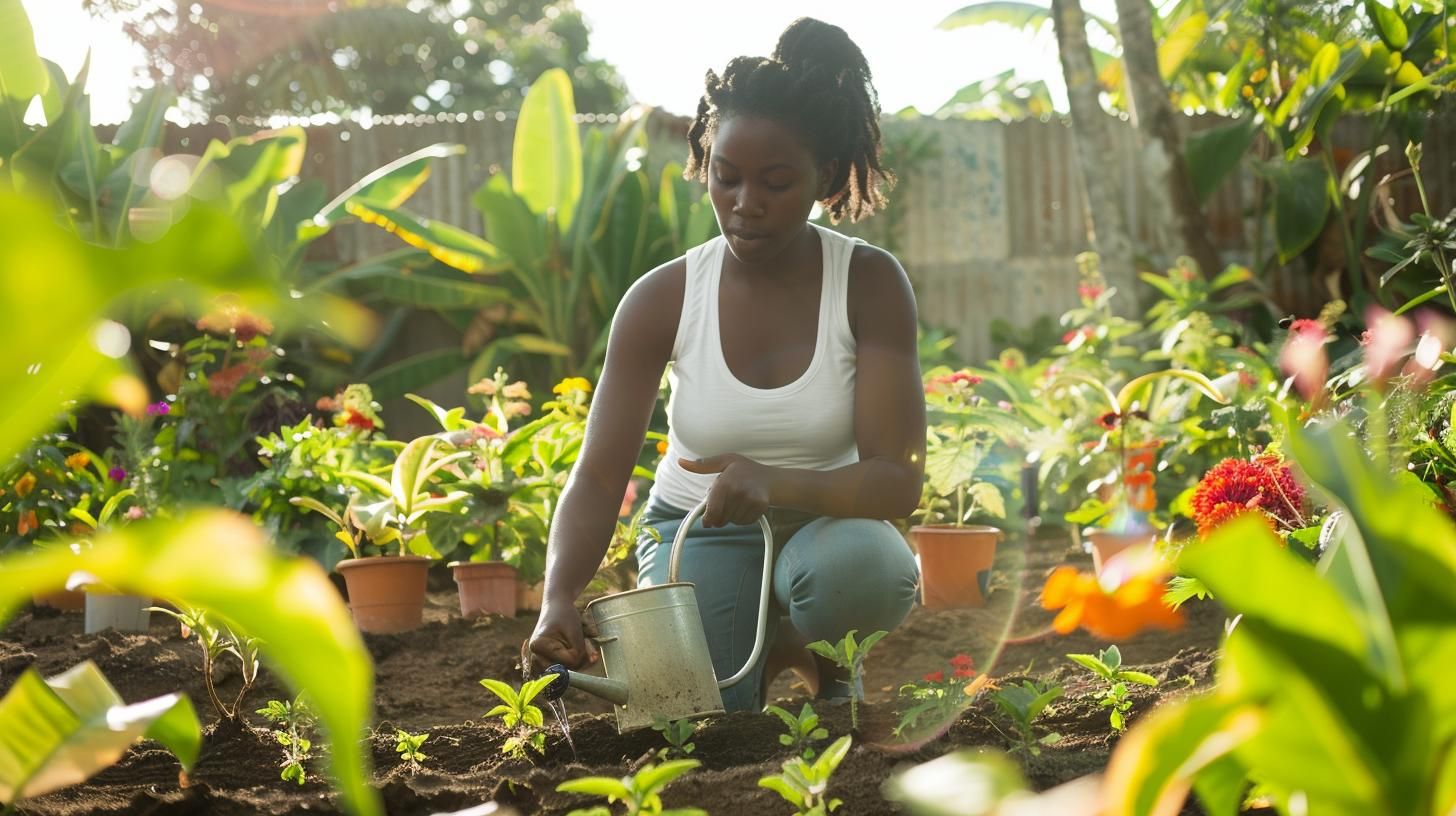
[536, 500, 774, 732]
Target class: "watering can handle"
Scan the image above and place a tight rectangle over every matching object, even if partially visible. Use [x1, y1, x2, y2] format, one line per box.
[667, 500, 774, 691]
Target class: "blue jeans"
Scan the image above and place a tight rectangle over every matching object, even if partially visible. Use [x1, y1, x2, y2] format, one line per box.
[635, 499, 920, 712]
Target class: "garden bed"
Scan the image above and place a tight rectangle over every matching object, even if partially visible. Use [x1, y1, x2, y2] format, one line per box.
[1, 531, 1224, 815]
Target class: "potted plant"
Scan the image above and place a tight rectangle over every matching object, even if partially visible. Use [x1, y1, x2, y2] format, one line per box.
[911, 369, 1025, 609]
[292, 434, 470, 633]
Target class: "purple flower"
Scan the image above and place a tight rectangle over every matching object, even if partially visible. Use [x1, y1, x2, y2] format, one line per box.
[146, 401, 171, 416]
[108, 467, 127, 482]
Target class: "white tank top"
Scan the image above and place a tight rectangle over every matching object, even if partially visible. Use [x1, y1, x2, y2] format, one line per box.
[649, 223, 862, 512]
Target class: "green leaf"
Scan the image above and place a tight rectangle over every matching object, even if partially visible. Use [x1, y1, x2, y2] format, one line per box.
[1187, 119, 1258, 203]
[314, 143, 465, 226]
[1102, 693, 1255, 816]
[558, 776, 633, 799]
[1366, 0, 1409, 49]
[347, 200, 509, 274]
[937, 1, 1050, 31]
[0, 513, 380, 816]
[636, 759, 702, 796]
[1117, 369, 1228, 413]
[0, 0, 47, 103]
[111, 84, 173, 156]
[513, 68, 582, 231]
[1067, 653, 1111, 678]
[1119, 671, 1160, 687]
[1266, 158, 1332, 264]
[355, 269, 511, 310]
[473, 172, 545, 271]
[364, 348, 470, 401]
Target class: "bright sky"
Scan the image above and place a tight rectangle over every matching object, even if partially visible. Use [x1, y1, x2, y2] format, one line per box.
[20, 0, 1097, 124]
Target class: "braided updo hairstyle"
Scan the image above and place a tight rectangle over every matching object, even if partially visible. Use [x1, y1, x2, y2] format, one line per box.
[685, 18, 894, 224]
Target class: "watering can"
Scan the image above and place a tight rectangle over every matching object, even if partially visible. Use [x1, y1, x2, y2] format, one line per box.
[542, 500, 774, 732]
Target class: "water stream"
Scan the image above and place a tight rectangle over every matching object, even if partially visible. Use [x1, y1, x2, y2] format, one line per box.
[545, 697, 577, 760]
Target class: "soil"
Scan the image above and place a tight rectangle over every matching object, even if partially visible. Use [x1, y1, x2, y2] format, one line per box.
[1, 531, 1226, 815]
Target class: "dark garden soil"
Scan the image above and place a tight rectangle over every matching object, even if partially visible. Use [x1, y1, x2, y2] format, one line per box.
[1, 530, 1226, 815]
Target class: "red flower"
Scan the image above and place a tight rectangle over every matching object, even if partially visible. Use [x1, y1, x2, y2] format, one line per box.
[949, 653, 975, 670]
[1288, 319, 1328, 342]
[1097, 412, 1120, 431]
[343, 410, 375, 431]
[923, 671, 944, 683]
[1190, 456, 1304, 537]
[208, 362, 257, 399]
[1062, 326, 1095, 345]
[1077, 283, 1105, 301]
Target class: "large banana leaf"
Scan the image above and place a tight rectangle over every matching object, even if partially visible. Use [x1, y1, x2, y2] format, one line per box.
[0, 512, 382, 816]
[513, 68, 582, 231]
[347, 200, 510, 274]
[0, 661, 201, 804]
[313, 142, 466, 226]
[938, 1, 1119, 39]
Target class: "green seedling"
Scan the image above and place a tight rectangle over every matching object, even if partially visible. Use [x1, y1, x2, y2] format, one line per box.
[764, 702, 829, 759]
[393, 729, 429, 769]
[480, 674, 558, 761]
[557, 759, 706, 815]
[989, 680, 1063, 757]
[149, 604, 260, 721]
[257, 695, 315, 785]
[758, 734, 852, 815]
[805, 629, 887, 731]
[1065, 645, 1159, 733]
[651, 716, 696, 760]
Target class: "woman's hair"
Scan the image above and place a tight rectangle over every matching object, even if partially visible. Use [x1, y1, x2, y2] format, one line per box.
[684, 17, 894, 224]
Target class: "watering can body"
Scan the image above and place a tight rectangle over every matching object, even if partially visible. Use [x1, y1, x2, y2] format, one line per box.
[545, 501, 774, 732]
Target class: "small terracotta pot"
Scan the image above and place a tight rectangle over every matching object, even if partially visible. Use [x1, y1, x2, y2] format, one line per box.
[910, 525, 1002, 609]
[336, 556, 431, 633]
[515, 579, 544, 614]
[450, 561, 517, 618]
[32, 588, 85, 612]
[1085, 530, 1155, 575]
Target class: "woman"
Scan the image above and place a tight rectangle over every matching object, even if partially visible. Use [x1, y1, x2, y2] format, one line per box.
[528, 17, 924, 711]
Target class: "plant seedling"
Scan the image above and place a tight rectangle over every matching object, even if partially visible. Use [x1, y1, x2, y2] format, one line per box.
[480, 674, 558, 761]
[757, 734, 852, 815]
[651, 716, 696, 760]
[149, 604, 260, 721]
[394, 729, 429, 770]
[989, 680, 1063, 756]
[805, 629, 888, 731]
[764, 702, 830, 759]
[257, 695, 315, 785]
[1065, 645, 1159, 733]
[893, 654, 986, 739]
[557, 759, 706, 815]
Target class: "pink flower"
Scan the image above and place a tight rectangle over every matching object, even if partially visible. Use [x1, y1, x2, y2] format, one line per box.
[1362, 306, 1414, 385]
[1279, 320, 1330, 403]
[146, 401, 170, 416]
[124, 506, 146, 521]
[619, 480, 639, 518]
[108, 467, 127, 482]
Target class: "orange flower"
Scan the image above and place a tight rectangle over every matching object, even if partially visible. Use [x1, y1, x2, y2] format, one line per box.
[1040, 556, 1183, 640]
[65, 452, 90, 471]
[656, 440, 669, 456]
[15, 472, 37, 498]
[17, 510, 39, 536]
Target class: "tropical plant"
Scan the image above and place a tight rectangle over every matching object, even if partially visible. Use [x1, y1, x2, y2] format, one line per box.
[257, 695, 316, 785]
[1369, 141, 1456, 315]
[149, 604, 261, 721]
[0, 661, 200, 809]
[344, 67, 718, 391]
[650, 717, 696, 761]
[765, 703, 830, 759]
[1065, 646, 1159, 734]
[805, 630, 888, 731]
[757, 735, 853, 816]
[328, 434, 473, 559]
[480, 674, 559, 761]
[557, 759, 705, 816]
[917, 369, 1026, 527]
[988, 680, 1064, 757]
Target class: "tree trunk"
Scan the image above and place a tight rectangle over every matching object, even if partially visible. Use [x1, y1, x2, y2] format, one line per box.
[1113, 0, 1223, 277]
[1051, 0, 1139, 303]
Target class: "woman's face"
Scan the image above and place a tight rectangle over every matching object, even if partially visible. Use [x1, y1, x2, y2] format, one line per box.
[707, 114, 827, 264]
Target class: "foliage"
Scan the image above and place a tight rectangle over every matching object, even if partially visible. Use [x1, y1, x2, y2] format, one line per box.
[917, 370, 1024, 526]
[1369, 142, 1456, 315]
[893, 654, 986, 740]
[149, 605, 260, 721]
[1104, 408, 1456, 816]
[988, 680, 1064, 757]
[88, 0, 629, 119]
[346, 68, 718, 390]
[257, 695, 316, 786]
[0, 660, 200, 807]
[328, 434, 473, 558]
[480, 674, 559, 761]
[650, 717, 696, 761]
[0, 512, 382, 815]
[393, 730, 429, 770]
[1065, 646, 1159, 733]
[764, 703, 830, 759]
[806, 630, 888, 731]
[883, 749, 1099, 815]
[557, 759, 705, 816]
[1, 424, 135, 549]
[757, 735, 853, 816]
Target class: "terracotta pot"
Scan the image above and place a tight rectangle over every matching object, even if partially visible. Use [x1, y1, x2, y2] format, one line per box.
[910, 525, 1002, 609]
[450, 561, 517, 618]
[515, 579, 544, 614]
[1085, 529, 1156, 575]
[32, 588, 85, 612]
[336, 556, 431, 634]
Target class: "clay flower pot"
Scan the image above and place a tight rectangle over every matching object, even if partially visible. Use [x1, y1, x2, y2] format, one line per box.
[910, 524, 1002, 609]
[1085, 529, 1156, 575]
[515, 578, 544, 614]
[336, 555, 432, 633]
[32, 588, 85, 612]
[450, 561, 517, 618]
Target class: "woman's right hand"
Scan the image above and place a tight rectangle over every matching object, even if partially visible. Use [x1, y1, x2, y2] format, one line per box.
[526, 600, 594, 672]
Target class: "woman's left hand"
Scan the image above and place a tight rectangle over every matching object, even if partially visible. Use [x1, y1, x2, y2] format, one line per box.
[678, 454, 775, 527]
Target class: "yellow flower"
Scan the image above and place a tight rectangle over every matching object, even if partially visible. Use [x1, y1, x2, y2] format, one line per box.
[15, 472, 37, 498]
[65, 452, 90, 471]
[553, 377, 593, 397]
[1249, 67, 1269, 84]
[1241, 85, 1254, 100]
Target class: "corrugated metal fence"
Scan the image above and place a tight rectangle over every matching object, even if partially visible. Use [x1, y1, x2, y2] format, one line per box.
[165, 107, 1456, 364]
